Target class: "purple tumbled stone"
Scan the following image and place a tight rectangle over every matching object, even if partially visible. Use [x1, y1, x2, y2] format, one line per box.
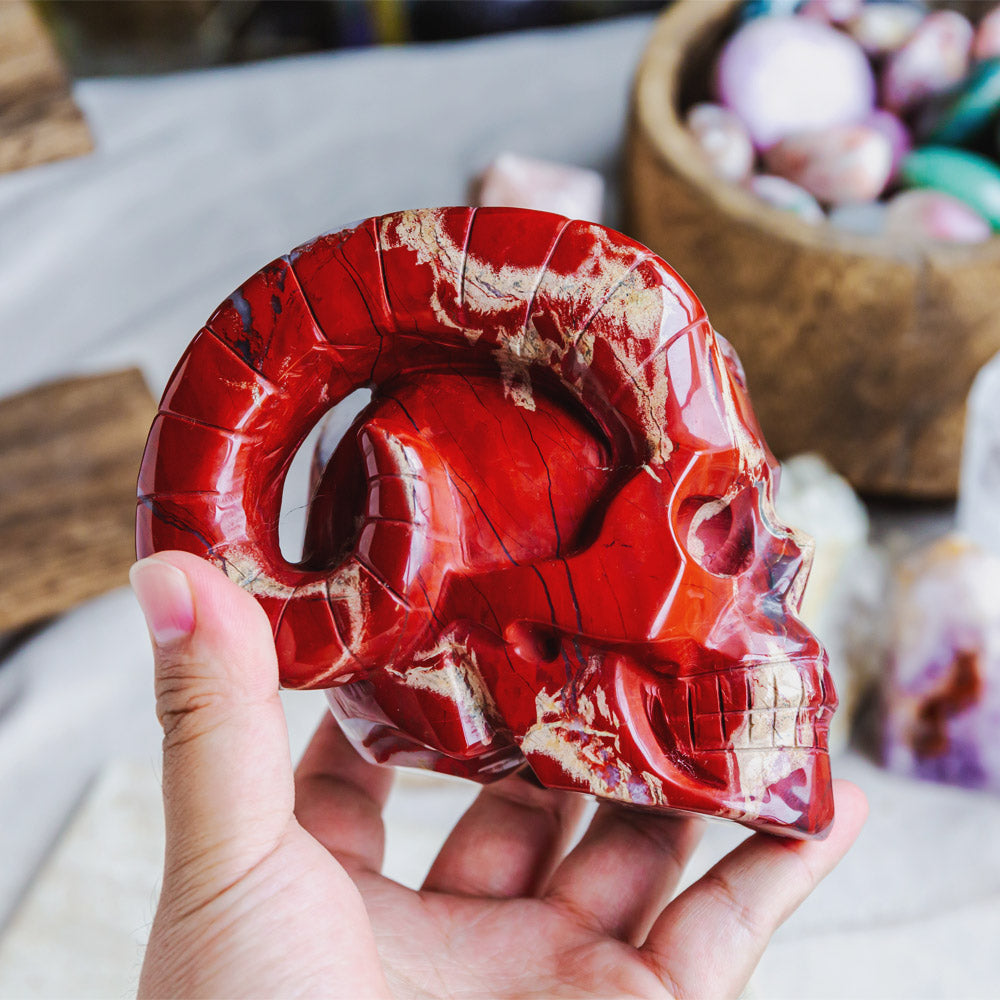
[883, 535, 1000, 793]
[685, 103, 755, 183]
[881, 10, 974, 114]
[886, 189, 992, 244]
[714, 16, 875, 149]
[747, 173, 825, 222]
[764, 123, 893, 204]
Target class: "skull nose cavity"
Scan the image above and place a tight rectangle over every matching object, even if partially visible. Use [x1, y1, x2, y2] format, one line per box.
[768, 537, 811, 615]
[505, 622, 562, 664]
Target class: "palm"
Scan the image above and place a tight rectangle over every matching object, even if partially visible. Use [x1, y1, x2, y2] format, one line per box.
[357, 877, 666, 999]
[290, 717, 861, 1000]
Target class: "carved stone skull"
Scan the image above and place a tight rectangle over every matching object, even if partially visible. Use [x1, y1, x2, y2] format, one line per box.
[138, 207, 836, 837]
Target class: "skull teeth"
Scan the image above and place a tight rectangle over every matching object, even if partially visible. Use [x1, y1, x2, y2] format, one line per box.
[650, 660, 832, 753]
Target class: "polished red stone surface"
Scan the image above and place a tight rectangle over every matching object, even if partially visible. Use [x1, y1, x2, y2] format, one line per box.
[137, 207, 836, 838]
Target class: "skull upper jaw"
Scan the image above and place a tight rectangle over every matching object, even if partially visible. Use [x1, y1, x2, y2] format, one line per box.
[496, 637, 837, 838]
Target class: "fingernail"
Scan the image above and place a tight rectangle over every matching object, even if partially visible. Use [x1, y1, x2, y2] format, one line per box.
[130, 558, 196, 646]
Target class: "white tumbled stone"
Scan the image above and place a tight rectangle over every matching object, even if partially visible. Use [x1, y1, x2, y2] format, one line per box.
[686, 102, 755, 183]
[714, 15, 875, 149]
[957, 350, 1000, 555]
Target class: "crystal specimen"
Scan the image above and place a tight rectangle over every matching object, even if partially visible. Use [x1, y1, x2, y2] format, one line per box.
[884, 536, 1000, 791]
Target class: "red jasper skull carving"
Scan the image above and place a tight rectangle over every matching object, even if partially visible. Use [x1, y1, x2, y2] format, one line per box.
[137, 207, 836, 838]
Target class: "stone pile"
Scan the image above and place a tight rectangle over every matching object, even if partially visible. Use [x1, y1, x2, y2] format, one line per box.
[687, 0, 1000, 243]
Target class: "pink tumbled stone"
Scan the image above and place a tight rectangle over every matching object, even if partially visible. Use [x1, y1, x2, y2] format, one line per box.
[865, 108, 912, 180]
[973, 5, 1000, 62]
[714, 16, 875, 149]
[764, 123, 893, 204]
[685, 103, 755, 183]
[799, 0, 862, 26]
[886, 190, 992, 244]
[747, 174, 825, 223]
[476, 153, 604, 223]
[847, 2, 923, 56]
[881, 10, 974, 113]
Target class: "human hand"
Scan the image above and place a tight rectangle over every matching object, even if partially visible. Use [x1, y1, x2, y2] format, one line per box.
[131, 551, 867, 999]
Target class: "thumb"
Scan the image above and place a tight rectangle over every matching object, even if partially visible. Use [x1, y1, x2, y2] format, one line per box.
[130, 551, 295, 887]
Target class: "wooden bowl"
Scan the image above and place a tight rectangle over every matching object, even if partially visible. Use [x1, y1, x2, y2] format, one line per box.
[625, 0, 1000, 498]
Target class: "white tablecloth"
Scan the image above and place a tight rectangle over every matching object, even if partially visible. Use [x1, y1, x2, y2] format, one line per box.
[1, 15, 998, 998]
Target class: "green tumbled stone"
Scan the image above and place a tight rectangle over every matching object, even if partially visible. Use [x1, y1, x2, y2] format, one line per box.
[921, 59, 1000, 145]
[900, 146, 1000, 228]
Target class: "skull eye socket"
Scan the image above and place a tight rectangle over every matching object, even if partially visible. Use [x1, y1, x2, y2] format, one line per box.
[678, 492, 755, 577]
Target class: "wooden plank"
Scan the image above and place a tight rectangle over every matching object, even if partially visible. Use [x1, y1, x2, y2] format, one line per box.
[0, 369, 156, 632]
[0, 1, 93, 174]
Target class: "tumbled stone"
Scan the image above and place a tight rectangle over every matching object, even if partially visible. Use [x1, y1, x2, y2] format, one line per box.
[799, 0, 862, 26]
[957, 350, 1000, 557]
[764, 123, 892, 203]
[747, 173, 825, 221]
[917, 58, 1000, 145]
[900, 146, 1000, 228]
[847, 2, 924, 56]
[973, 5, 1000, 62]
[685, 103, 755, 183]
[883, 535, 1000, 792]
[865, 108, 912, 178]
[881, 10, 974, 113]
[886, 189, 992, 244]
[740, 0, 801, 22]
[829, 200, 888, 236]
[476, 153, 604, 222]
[714, 15, 875, 149]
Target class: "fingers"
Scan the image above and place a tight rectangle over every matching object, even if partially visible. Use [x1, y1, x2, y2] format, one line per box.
[294, 713, 394, 872]
[422, 770, 586, 898]
[131, 553, 294, 884]
[642, 780, 868, 999]
[544, 805, 704, 945]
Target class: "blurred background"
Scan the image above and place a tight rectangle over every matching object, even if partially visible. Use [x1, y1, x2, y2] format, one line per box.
[2, 0, 1000, 997]
[41, 0, 664, 74]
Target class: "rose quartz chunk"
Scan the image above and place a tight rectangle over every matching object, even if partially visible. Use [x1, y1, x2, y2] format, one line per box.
[747, 174, 825, 223]
[476, 154, 604, 223]
[714, 16, 875, 149]
[686, 103, 755, 183]
[886, 190, 992, 244]
[881, 10, 974, 113]
[764, 123, 893, 204]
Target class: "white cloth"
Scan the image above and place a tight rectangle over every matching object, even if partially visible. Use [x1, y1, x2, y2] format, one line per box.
[1, 15, 998, 998]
